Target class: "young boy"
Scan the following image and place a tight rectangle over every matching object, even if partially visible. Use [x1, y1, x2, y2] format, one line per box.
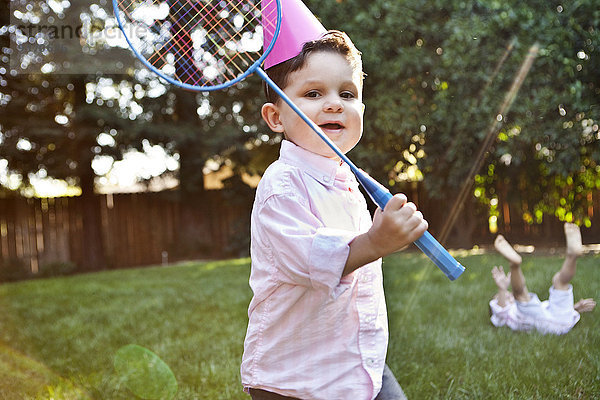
[240, 30, 427, 400]
[489, 223, 595, 334]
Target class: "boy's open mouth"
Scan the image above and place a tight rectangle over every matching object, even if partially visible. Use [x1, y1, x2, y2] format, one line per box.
[319, 123, 344, 130]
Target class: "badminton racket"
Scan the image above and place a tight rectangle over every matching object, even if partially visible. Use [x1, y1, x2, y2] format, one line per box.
[112, 0, 465, 280]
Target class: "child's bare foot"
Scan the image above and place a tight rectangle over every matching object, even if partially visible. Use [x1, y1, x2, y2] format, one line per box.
[494, 235, 522, 265]
[574, 298, 596, 313]
[564, 222, 583, 256]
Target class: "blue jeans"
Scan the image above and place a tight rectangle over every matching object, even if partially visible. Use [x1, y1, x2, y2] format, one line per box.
[248, 364, 407, 400]
[375, 364, 407, 400]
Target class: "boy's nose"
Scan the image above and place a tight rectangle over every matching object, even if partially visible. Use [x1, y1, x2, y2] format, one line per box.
[323, 97, 343, 112]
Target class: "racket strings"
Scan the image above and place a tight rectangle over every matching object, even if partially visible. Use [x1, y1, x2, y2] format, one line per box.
[163, 1, 225, 83]
[117, 0, 272, 86]
[169, 1, 260, 84]
[117, 0, 225, 84]
[124, 0, 231, 79]
[179, 2, 253, 81]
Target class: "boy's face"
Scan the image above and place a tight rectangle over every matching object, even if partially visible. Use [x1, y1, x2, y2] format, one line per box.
[261, 51, 364, 160]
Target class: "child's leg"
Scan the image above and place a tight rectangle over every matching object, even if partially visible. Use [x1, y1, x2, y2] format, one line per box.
[248, 389, 300, 400]
[552, 223, 583, 291]
[375, 364, 407, 400]
[495, 235, 530, 302]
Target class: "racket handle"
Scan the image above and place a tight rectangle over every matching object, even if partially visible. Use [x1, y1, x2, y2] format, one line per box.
[354, 170, 465, 281]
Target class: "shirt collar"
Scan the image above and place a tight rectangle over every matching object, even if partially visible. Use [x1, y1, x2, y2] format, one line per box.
[279, 140, 352, 187]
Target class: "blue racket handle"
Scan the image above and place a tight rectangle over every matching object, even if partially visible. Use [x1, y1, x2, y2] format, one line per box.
[354, 170, 465, 281]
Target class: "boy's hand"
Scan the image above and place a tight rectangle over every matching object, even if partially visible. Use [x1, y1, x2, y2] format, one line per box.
[491, 265, 511, 291]
[574, 298, 596, 313]
[343, 193, 428, 276]
[367, 194, 429, 257]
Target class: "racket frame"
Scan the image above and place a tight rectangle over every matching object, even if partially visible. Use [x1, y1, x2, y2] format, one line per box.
[112, 0, 281, 91]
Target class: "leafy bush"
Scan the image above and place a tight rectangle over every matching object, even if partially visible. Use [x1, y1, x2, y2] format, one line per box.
[36, 261, 78, 278]
[0, 258, 31, 283]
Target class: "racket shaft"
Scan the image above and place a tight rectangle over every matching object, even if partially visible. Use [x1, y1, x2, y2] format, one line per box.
[257, 68, 464, 281]
[415, 232, 464, 281]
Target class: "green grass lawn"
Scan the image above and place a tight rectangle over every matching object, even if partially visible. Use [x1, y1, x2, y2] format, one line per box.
[0, 252, 598, 399]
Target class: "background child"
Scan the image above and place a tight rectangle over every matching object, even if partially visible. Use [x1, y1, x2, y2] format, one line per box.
[240, 30, 426, 400]
[489, 222, 595, 334]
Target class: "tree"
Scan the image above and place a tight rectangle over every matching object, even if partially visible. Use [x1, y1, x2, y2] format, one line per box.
[3, 0, 598, 259]
[307, 0, 599, 237]
[1, 0, 280, 266]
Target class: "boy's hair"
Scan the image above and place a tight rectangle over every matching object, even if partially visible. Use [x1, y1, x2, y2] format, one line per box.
[263, 30, 364, 104]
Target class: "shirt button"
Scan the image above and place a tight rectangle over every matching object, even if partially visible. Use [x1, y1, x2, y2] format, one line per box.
[366, 358, 376, 367]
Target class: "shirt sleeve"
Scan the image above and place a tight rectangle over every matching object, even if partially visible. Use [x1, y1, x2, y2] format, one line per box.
[489, 298, 511, 327]
[256, 193, 358, 295]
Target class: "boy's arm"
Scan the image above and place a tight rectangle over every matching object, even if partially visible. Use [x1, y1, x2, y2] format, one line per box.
[494, 288, 511, 308]
[257, 192, 358, 292]
[491, 266, 511, 307]
[343, 194, 428, 276]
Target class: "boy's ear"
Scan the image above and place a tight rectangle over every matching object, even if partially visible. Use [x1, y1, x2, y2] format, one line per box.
[261, 103, 285, 133]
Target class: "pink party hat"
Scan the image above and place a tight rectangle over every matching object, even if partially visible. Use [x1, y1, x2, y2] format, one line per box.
[262, 0, 327, 69]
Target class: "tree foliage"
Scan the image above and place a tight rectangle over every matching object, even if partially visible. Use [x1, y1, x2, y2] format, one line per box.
[1, 0, 599, 231]
[308, 0, 599, 226]
[0, 0, 271, 197]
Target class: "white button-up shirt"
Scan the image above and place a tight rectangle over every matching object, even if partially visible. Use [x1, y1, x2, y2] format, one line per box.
[241, 140, 388, 400]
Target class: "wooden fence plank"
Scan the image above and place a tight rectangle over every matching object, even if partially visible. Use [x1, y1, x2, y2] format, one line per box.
[0, 201, 6, 259]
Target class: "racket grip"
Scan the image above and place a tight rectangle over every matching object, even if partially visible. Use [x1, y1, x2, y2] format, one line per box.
[354, 170, 465, 281]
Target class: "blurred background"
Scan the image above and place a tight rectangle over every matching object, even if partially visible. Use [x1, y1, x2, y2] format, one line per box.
[1, 0, 599, 280]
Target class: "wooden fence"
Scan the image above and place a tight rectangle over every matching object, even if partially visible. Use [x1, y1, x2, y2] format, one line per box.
[0, 190, 251, 274]
[1, 187, 599, 277]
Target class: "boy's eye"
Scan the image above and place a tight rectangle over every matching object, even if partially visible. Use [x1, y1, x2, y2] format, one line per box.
[305, 90, 320, 98]
[341, 91, 356, 99]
